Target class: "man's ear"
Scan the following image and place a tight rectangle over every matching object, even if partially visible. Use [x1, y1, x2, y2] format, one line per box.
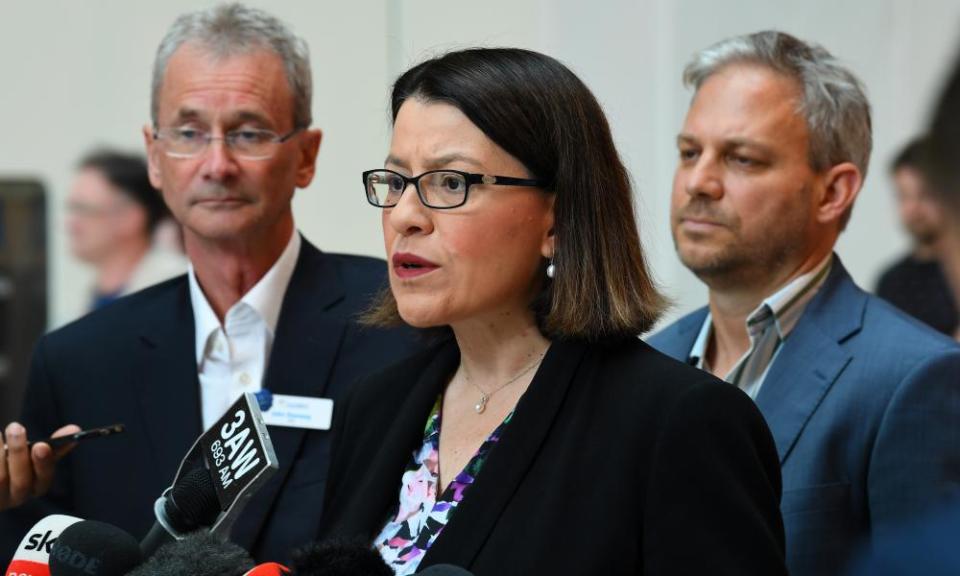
[295, 128, 323, 189]
[817, 161, 862, 226]
[143, 125, 163, 190]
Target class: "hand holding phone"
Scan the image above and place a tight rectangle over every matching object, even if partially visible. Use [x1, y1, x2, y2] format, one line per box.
[32, 423, 125, 450]
[0, 422, 123, 511]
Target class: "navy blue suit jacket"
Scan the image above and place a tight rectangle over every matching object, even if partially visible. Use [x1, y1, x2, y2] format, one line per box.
[648, 258, 960, 576]
[845, 496, 960, 575]
[321, 337, 787, 575]
[0, 238, 419, 563]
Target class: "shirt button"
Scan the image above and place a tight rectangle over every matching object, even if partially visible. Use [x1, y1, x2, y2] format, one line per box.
[239, 372, 251, 386]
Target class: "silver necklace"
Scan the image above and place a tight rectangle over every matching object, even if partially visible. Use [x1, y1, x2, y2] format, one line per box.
[461, 351, 546, 414]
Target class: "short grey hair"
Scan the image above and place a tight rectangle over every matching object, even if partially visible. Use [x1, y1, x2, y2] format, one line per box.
[683, 30, 872, 179]
[151, 3, 312, 128]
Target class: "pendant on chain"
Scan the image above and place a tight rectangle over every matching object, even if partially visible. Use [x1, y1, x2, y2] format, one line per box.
[475, 394, 489, 414]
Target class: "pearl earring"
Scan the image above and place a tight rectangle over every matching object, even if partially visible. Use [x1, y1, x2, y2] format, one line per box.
[546, 258, 556, 279]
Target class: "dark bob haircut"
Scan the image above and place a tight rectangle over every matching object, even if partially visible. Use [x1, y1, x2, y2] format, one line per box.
[78, 149, 170, 234]
[365, 48, 666, 341]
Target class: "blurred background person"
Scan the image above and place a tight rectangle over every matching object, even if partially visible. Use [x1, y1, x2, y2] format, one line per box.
[931, 44, 960, 340]
[845, 46, 960, 576]
[66, 149, 186, 312]
[875, 136, 958, 335]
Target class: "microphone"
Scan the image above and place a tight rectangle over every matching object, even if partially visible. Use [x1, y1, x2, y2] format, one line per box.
[140, 467, 220, 556]
[142, 392, 278, 556]
[48, 520, 142, 576]
[415, 566, 475, 575]
[5, 514, 82, 576]
[242, 563, 291, 575]
[125, 531, 255, 576]
[289, 540, 392, 576]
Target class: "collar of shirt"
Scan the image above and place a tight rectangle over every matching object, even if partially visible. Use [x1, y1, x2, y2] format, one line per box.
[688, 252, 834, 370]
[189, 230, 302, 366]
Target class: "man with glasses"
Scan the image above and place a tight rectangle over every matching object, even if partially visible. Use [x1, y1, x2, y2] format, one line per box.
[0, 4, 415, 562]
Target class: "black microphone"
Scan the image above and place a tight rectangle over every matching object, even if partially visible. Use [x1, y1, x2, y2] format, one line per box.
[48, 520, 142, 576]
[141, 392, 279, 557]
[125, 531, 255, 576]
[415, 565, 475, 575]
[289, 540, 392, 576]
[140, 466, 221, 556]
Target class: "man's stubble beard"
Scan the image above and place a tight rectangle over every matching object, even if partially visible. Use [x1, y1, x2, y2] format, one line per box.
[674, 210, 810, 292]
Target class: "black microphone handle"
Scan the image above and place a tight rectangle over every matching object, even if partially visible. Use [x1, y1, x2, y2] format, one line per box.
[140, 521, 177, 557]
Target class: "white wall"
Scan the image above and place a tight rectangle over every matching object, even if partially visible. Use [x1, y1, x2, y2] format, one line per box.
[2, 0, 958, 328]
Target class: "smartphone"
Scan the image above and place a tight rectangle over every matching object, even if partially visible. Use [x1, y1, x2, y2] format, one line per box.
[3, 423, 125, 452]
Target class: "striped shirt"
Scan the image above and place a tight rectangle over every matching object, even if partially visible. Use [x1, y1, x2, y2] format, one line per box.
[689, 254, 833, 399]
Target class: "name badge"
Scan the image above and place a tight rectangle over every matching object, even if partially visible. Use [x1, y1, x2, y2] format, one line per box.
[260, 394, 333, 430]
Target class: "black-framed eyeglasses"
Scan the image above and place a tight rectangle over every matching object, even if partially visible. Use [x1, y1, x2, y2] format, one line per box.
[152, 126, 305, 160]
[362, 168, 549, 209]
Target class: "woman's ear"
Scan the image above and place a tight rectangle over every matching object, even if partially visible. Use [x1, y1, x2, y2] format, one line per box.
[541, 194, 556, 259]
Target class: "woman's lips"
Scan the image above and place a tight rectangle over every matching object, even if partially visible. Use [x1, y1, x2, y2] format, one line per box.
[392, 252, 440, 279]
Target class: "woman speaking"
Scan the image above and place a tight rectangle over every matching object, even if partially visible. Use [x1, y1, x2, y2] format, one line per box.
[319, 48, 787, 576]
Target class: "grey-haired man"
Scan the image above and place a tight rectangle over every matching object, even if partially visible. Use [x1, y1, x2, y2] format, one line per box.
[0, 3, 416, 562]
[650, 30, 960, 576]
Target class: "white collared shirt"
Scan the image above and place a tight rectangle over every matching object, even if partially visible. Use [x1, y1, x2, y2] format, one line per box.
[189, 231, 301, 430]
[689, 253, 833, 399]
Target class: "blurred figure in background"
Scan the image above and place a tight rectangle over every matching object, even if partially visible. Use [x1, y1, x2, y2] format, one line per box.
[875, 137, 958, 335]
[846, 44, 960, 576]
[931, 47, 960, 340]
[67, 150, 186, 311]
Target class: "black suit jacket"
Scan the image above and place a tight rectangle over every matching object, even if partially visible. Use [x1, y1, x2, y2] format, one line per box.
[320, 337, 787, 576]
[0, 238, 418, 563]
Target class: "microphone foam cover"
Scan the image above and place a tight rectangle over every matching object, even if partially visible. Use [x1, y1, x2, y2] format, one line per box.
[126, 531, 254, 576]
[291, 539, 393, 576]
[48, 520, 142, 576]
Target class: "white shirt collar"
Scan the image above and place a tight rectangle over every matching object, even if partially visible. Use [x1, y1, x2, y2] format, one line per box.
[189, 230, 302, 365]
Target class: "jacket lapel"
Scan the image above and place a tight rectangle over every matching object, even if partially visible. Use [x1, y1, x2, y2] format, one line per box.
[754, 259, 864, 464]
[421, 339, 589, 569]
[342, 341, 461, 539]
[231, 239, 349, 548]
[652, 307, 709, 362]
[135, 278, 203, 484]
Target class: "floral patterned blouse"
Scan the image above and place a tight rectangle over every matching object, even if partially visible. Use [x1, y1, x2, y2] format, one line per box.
[373, 396, 513, 575]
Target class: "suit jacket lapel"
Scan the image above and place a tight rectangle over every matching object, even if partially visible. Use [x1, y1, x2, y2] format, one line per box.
[231, 239, 349, 548]
[655, 307, 709, 362]
[754, 259, 864, 464]
[421, 339, 589, 569]
[339, 341, 461, 540]
[135, 278, 203, 484]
